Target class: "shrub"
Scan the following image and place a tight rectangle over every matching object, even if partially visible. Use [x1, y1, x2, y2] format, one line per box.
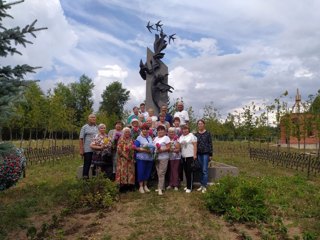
[68, 174, 118, 209]
[0, 145, 26, 191]
[204, 176, 270, 223]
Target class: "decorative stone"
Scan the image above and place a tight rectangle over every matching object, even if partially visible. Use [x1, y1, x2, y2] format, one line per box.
[76, 165, 94, 179]
[192, 161, 239, 184]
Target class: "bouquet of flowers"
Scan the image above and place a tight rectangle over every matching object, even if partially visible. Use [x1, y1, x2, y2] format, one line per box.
[124, 143, 136, 159]
[169, 136, 178, 158]
[102, 136, 112, 157]
[112, 132, 122, 150]
[132, 127, 140, 140]
[153, 143, 161, 163]
[148, 128, 154, 138]
[142, 143, 155, 153]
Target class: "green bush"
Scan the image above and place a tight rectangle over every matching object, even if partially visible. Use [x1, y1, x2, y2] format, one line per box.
[68, 175, 118, 209]
[204, 176, 270, 223]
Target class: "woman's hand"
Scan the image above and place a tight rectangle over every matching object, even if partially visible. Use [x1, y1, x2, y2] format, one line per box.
[139, 147, 150, 153]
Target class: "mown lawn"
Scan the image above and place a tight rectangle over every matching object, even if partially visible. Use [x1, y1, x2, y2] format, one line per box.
[0, 144, 319, 239]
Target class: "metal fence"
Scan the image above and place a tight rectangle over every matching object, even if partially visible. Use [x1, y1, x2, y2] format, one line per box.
[24, 145, 75, 165]
[249, 148, 320, 177]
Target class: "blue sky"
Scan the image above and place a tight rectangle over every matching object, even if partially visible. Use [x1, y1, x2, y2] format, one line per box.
[2, 0, 320, 119]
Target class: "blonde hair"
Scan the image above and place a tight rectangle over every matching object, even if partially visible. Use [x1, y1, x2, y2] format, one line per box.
[98, 123, 106, 129]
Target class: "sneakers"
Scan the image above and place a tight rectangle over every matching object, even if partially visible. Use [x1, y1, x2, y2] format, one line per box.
[158, 189, 163, 195]
[166, 186, 172, 190]
[174, 187, 179, 191]
[185, 189, 191, 193]
[139, 186, 145, 194]
[144, 185, 150, 193]
[201, 187, 207, 193]
[197, 186, 203, 191]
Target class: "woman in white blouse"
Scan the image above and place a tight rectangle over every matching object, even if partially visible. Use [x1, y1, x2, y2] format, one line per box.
[178, 125, 197, 193]
[153, 125, 170, 195]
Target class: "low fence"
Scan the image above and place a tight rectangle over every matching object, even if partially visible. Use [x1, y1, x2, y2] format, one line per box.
[24, 145, 75, 165]
[249, 148, 320, 177]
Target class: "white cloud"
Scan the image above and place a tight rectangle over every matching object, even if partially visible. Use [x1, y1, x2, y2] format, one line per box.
[1, 0, 78, 71]
[38, 76, 77, 94]
[92, 65, 128, 111]
[175, 38, 219, 57]
[3, 0, 320, 119]
[294, 69, 313, 78]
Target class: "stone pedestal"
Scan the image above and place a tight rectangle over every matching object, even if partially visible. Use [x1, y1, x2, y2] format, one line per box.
[192, 162, 239, 184]
[77, 165, 94, 179]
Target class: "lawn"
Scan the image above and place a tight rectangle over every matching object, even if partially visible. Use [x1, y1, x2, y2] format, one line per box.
[0, 143, 319, 239]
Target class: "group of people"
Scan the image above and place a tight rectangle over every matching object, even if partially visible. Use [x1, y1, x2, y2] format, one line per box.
[79, 101, 213, 195]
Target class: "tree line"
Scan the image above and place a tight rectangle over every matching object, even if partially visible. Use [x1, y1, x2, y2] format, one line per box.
[1, 76, 130, 142]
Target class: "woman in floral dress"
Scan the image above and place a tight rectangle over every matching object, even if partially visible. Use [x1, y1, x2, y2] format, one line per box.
[116, 127, 135, 190]
[90, 123, 113, 178]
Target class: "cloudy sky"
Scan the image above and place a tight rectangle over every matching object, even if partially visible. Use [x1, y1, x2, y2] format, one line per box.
[2, 0, 319, 118]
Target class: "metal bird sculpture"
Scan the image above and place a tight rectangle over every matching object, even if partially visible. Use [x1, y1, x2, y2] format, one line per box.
[169, 34, 176, 44]
[155, 20, 163, 32]
[146, 21, 155, 33]
[140, 20, 176, 114]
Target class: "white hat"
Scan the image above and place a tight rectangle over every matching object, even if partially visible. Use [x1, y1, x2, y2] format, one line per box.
[131, 118, 139, 123]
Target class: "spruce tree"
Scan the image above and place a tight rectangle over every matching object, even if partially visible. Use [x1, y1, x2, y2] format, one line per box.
[0, 0, 46, 147]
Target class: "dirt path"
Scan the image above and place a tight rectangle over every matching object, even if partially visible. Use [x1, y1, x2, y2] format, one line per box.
[10, 190, 260, 240]
[58, 190, 246, 240]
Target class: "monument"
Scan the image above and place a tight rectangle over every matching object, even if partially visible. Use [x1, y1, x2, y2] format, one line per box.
[139, 20, 175, 115]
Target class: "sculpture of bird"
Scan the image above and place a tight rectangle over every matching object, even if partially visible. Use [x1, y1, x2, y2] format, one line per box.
[146, 21, 155, 33]
[155, 20, 163, 32]
[169, 34, 176, 44]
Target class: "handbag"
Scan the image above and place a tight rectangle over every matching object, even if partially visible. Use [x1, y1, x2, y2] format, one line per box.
[190, 159, 201, 172]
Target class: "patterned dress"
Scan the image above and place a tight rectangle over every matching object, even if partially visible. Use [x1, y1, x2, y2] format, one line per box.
[116, 136, 135, 185]
[91, 133, 113, 178]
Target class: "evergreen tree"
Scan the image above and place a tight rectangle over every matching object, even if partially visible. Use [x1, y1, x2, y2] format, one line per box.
[99, 81, 130, 119]
[0, 0, 46, 145]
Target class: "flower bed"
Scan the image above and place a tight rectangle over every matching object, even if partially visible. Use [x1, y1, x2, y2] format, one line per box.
[0, 147, 26, 191]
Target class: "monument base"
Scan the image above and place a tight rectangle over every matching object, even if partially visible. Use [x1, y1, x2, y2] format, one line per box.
[192, 161, 239, 185]
[77, 165, 94, 179]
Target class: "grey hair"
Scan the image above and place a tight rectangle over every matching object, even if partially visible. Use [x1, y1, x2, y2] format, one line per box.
[123, 127, 131, 133]
[168, 127, 175, 132]
[98, 123, 106, 129]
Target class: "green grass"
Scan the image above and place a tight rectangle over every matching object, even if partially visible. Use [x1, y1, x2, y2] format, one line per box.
[1, 140, 320, 239]
[213, 153, 320, 237]
[0, 157, 82, 239]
